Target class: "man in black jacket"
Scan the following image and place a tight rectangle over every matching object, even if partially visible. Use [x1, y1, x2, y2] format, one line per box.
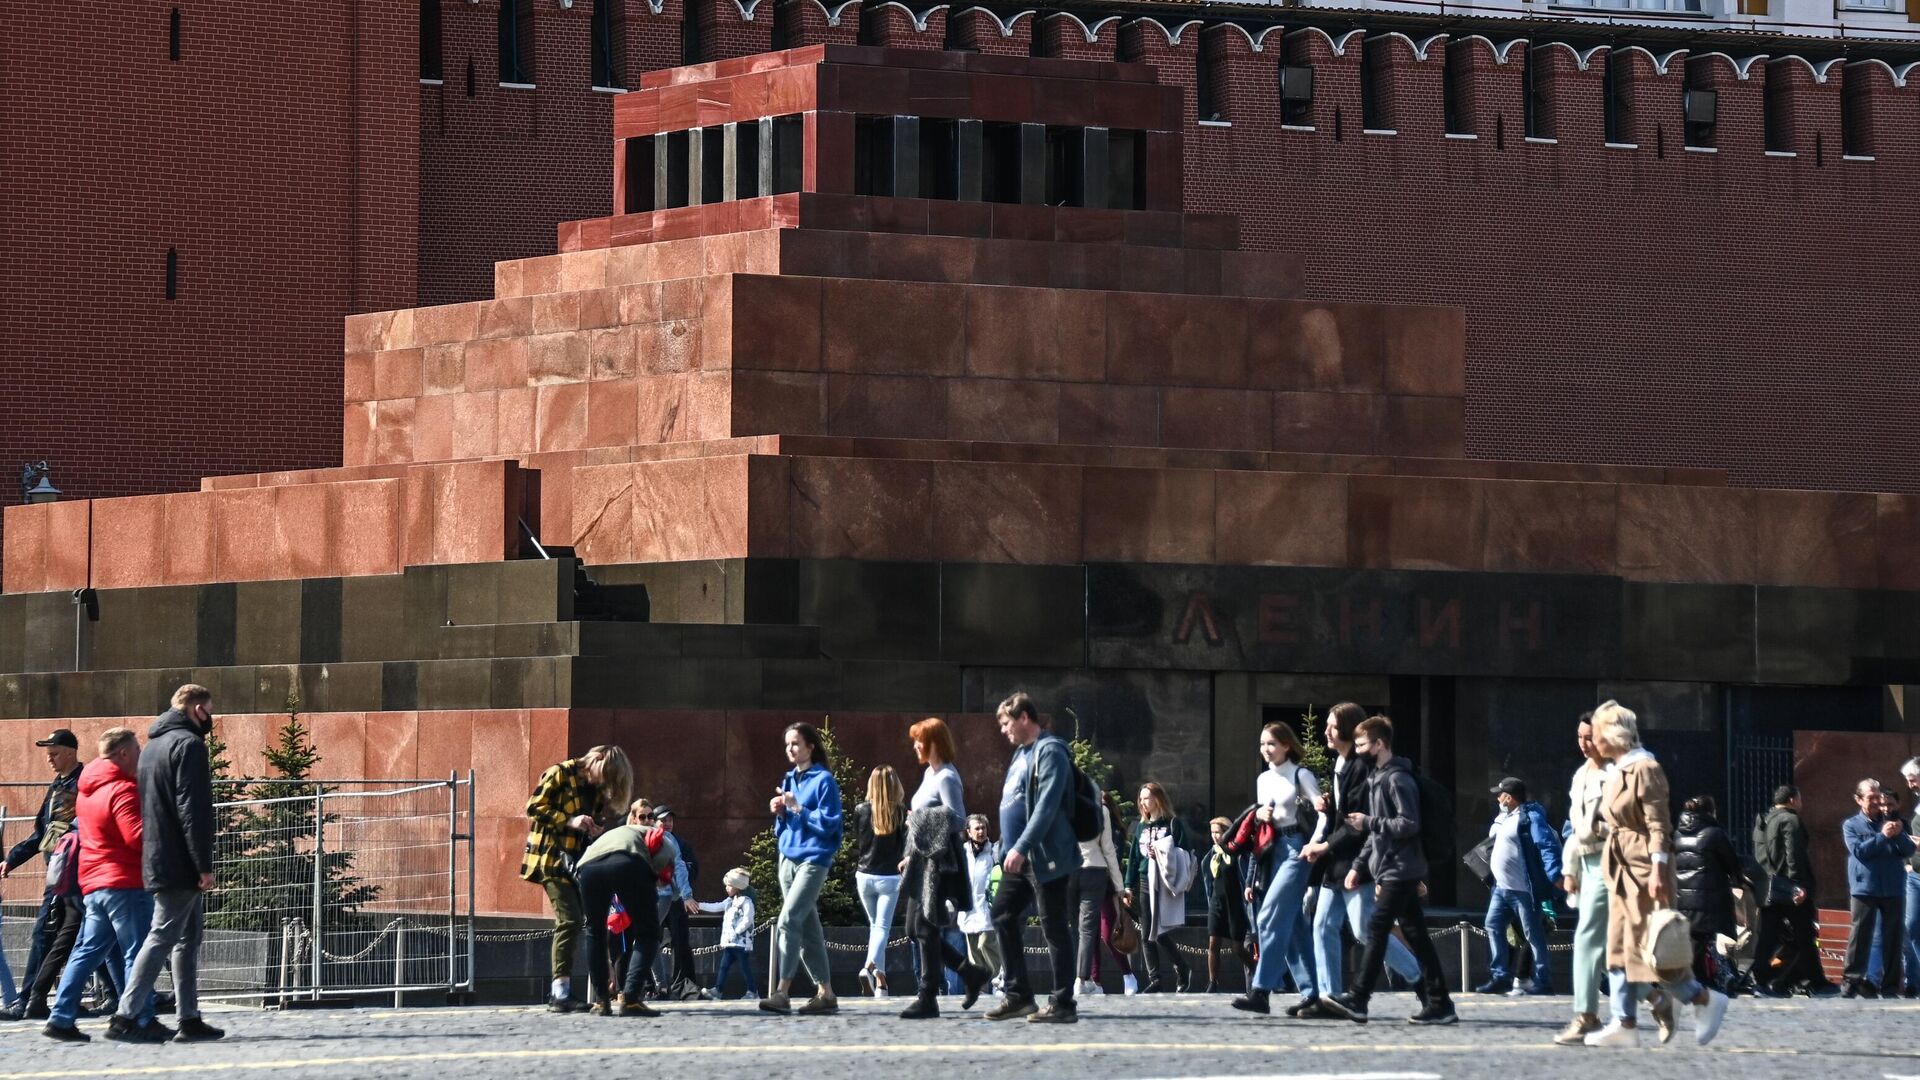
[1750, 785, 1837, 997]
[1320, 716, 1455, 1026]
[108, 685, 223, 1044]
[0, 730, 83, 1021]
[1300, 704, 1423, 1015]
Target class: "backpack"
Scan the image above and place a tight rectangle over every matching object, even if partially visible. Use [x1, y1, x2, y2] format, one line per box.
[1027, 740, 1103, 843]
[46, 828, 81, 898]
[1413, 769, 1455, 868]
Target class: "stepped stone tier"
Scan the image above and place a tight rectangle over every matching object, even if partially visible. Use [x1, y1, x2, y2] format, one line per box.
[4, 47, 1919, 915]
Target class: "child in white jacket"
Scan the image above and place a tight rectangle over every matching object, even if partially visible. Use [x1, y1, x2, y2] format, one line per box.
[698, 867, 758, 1000]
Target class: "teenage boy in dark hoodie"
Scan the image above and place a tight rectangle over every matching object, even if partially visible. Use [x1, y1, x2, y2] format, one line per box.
[1321, 716, 1456, 1026]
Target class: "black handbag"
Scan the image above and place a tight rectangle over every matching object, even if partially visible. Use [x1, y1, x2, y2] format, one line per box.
[939, 829, 974, 913]
[1462, 836, 1495, 884]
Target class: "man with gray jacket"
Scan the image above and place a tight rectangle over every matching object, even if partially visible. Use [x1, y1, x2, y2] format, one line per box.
[109, 685, 222, 1044]
[1320, 715, 1455, 1026]
[987, 692, 1082, 1023]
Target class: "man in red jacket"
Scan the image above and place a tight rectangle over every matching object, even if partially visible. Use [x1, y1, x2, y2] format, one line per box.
[41, 729, 153, 1042]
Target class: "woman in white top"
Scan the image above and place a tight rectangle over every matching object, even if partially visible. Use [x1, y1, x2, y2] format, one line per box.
[898, 718, 990, 1014]
[1071, 792, 1127, 995]
[1241, 721, 1323, 1007]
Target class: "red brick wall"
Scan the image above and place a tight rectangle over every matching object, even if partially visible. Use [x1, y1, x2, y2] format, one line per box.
[0, 2, 413, 512]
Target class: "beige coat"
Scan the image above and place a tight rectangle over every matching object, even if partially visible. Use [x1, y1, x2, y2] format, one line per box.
[1601, 750, 1675, 982]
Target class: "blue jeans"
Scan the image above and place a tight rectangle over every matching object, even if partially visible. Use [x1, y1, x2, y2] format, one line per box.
[51, 888, 152, 1029]
[1905, 873, 1920, 991]
[1486, 886, 1553, 990]
[1312, 881, 1419, 998]
[1251, 832, 1316, 993]
[855, 872, 901, 972]
[1610, 966, 1699, 1020]
[711, 945, 754, 997]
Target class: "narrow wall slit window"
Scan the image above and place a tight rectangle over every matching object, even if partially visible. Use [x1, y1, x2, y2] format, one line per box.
[420, 0, 444, 81]
[169, 8, 181, 61]
[499, 0, 534, 84]
[165, 248, 178, 300]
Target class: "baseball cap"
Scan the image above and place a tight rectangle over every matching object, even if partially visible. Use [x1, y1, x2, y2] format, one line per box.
[1490, 777, 1526, 799]
[34, 729, 78, 750]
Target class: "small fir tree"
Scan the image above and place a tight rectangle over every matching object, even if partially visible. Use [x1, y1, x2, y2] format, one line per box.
[208, 694, 378, 932]
[1063, 707, 1135, 830]
[1295, 704, 1334, 785]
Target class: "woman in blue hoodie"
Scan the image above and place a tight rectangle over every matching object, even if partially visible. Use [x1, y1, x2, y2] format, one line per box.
[760, 722, 844, 1016]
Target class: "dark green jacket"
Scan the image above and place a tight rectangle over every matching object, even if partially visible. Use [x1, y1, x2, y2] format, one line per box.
[1124, 816, 1190, 894]
[1758, 805, 1813, 893]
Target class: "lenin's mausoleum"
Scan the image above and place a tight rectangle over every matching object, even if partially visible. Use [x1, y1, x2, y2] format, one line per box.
[5, 29, 1920, 918]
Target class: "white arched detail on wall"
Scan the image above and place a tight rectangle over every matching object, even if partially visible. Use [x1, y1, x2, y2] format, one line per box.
[799, 0, 862, 27]
[1287, 26, 1365, 56]
[1608, 44, 1689, 75]
[729, 0, 766, 21]
[953, 7, 1034, 36]
[1366, 30, 1447, 61]
[1045, 11, 1120, 42]
[1450, 35, 1530, 65]
[1846, 58, 1909, 87]
[1125, 17, 1207, 46]
[1210, 22, 1287, 52]
[864, 0, 949, 32]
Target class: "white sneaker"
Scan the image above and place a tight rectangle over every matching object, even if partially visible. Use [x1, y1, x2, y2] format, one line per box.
[698, 989, 713, 1000]
[1693, 989, 1729, 1046]
[1081, 979, 1105, 996]
[743, 990, 759, 1001]
[874, 983, 889, 999]
[1584, 1021, 1640, 1048]
[1505, 985, 1527, 998]
[1122, 974, 1140, 995]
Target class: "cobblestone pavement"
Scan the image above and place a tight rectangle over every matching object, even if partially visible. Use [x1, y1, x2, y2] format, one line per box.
[0, 994, 1916, 1080]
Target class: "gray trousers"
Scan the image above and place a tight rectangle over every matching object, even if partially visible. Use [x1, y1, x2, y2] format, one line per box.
[115, 888, 203, 1023]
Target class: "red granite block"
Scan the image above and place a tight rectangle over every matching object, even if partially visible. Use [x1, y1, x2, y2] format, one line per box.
[362, 710, 416, 781]
[1179, 250, 1223, 295]
[477, 296, 534, 338]
[731, 71, 771, 120]
[212, 488, 286, 582]
[868, 197, 931, 235]
[1106, 293, 1249, 388]
[1383, 305, 1467, 397]
[930, 460, 1083, 563]
[400, 467, 438, 569]
[1118, 245, 1185, 294]
[472, 711, 534, 815]
[86, 495, 162, 589]
[372, 398, 417, 465]
[631, 456, 757, 562]
[636, 320, 704, 375]
[344, 311, 394, 355]
[536, 383, 591, 452]
[371, 349, 423, 401]
[1, 504, 48, 593]
[1616, 483, 1757, 585]
[464, 337, 530, 392]
[766, 64, 818, 114]
[532, 292, 582, 335]
[989, 203, 1056, 243]
[1215, 471, 1349, 567]
[807, 111, 857, 193]
[1081, 466, 1215, 563]
[1751, 489, 1878, 589]
[622, 277, 706, 324]
[1058, 383, 1158, 447]
[586, 379, 640, 448]
[334, 479, 405, 577]
[412, 394, 456, 463]
[1878, 494, 1920, 590]
[1380, 396, 1466, 459]
[496, 387, 537, 457]
[965, 286, 1105, 382]
[343, 352, 375, 403]
[946, 379, 1061, 444]
[1161, 387, 1272, 452]
[926, 200, 994, 239]
[413, 302, 481, 347]
[1248, 300, 1384, 393]
[1142, 131, 1182, 210]
[968, 72, 1036, 121]
[1347, 474, 1486, 573]
[413, 709, 471, 791]
[731, 371, 824, 436]
[746, 454, 794, 557]
[721, 274, 824, 372]
[823, 374, 947, 439]
[1479, 480, 1618, 575]
[571, 463, 637, 564]
[1120, 211, 1182, 248]
[272, 483, 333, 580]
[1180, 214, 1237, 251]
[38, 499, 91, 590]
[342, 401, 374, 467]
[635, 375, 694, 444]
[529, 332, 591, 384]
[576, 217, 612, 252]
[422, 344, 465, 396]
[788, 456, 935, 559]
[972, 237, 1055, 288]
[1271, 391, 1383, 455]
[589, 327, 637, 381]
[441, 460, 516, 563]
[821, 279, 966, 376]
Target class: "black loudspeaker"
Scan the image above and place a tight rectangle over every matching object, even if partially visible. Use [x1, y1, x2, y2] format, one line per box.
[1281, 65, 1315, 103]
[1685, 88, 1717, 125]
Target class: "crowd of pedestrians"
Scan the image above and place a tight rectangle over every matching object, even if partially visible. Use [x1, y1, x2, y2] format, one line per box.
[510, 694, 1920, 1049]
[4, 686, 227, 1044]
